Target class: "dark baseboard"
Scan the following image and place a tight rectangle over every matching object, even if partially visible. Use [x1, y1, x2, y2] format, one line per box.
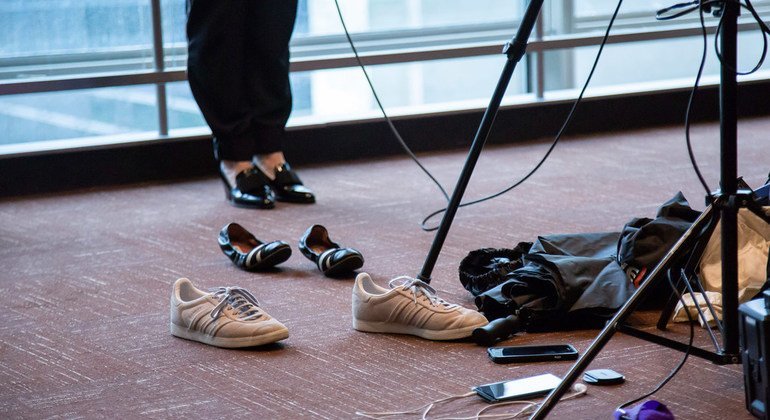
[2, 80, 769, 198]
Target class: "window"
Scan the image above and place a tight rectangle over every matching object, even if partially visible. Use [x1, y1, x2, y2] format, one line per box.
[1, 0, 769, 154]
[1, 0, 155, 80]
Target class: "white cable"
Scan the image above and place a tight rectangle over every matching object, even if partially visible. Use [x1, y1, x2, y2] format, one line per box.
[355, 384, 588, 419]
[437, 384, 588, 420]
[355, 392, 476, 419]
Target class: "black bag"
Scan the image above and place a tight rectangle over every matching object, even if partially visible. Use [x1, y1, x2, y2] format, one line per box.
[458, 243, 532, 296]
[462, 192, 701, 332]
[616, 192, 701, 307]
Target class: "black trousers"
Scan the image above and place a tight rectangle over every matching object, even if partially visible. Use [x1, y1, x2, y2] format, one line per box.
[186, 0, 298, 161]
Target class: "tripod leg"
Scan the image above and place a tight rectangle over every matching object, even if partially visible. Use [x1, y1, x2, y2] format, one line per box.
[530, 205, 715, 419]
[656, 270, 684, 330]
[679, 269, 723, 352]
[718, 0, 741, 360]
[416, 0, 545, 283]
[657, 212, 719, 330]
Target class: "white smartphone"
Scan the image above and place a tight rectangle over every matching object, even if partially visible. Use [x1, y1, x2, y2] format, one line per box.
[473, 373, 561, 403]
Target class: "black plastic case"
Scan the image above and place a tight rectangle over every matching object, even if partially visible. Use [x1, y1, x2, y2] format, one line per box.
[739, 290, 770, 419]
[487, 344, 578, 364]
[583, 369, 625, 385]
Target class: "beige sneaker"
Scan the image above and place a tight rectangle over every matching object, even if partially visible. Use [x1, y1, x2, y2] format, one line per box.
[352, 273, 488, 340]
[170, 278, 288, 348]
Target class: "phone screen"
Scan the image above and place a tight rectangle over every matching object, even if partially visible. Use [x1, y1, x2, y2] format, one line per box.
[487, 344, 578, 363]
[473, 373, 561, 402]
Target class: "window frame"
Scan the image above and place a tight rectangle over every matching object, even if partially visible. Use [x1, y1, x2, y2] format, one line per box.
[0, 0, 768, 158]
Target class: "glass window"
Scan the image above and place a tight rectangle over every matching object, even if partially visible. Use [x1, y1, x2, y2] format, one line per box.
[166, 82, 205, 131]
[546, 31, 770, 93]
[289, 54, 522, 124]
[0, 0, 154, 81]
[166, 73, 313, 131]
[574, 0, 669, 20]
[161, 0, 187, 69]
[0, 86, 158, 146]
[2, 0, 769, 153]
[297, 0, 520, 37]
[552, 0, 770, 36]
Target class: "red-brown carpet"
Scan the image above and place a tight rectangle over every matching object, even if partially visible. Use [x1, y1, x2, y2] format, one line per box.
[1, 117, 768, 419]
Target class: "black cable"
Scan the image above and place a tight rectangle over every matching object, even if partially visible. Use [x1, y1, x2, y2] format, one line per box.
[658, 0, 770, 73]
[334, 0, 625, 231]
[426, 0, 770, 229]
[332, 0, 450, 203]
[683, 0, 714, 196]
[616, 269, 696, 413]
[714, 0, 769, 75]
[419, 0, 626, 231]
[744, 0, 770, 34]
[657, 0, 770, 197]
[656, 0, 701, 20]
[335, 0, 767, 230]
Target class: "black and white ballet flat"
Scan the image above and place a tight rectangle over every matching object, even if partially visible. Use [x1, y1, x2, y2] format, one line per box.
[218, 223, 291, 271]
[298, 224, 364, 277]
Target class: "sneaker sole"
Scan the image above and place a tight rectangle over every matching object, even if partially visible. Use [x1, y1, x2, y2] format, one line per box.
[352, 319, 485, 341]
[170, 323, 289, 348]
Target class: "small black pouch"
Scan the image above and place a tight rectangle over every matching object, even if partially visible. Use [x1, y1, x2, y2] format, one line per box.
[458, 242, 532, 296]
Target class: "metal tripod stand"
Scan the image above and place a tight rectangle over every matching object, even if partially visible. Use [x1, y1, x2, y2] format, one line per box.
[415, 0, 545, 283]
[533, 1, 764, 417]
[409, 0, 767, 417]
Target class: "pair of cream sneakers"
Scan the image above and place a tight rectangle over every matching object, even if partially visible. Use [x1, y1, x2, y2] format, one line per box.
[170, 274, 487, 348]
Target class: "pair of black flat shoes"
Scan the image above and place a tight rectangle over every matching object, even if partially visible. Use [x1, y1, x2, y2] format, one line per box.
[219, 163, 315, 209]
[218, 223, 364, 277]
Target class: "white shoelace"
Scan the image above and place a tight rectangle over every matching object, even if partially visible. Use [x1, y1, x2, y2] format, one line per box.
[208, 287, 263, 321]
[388, 276, 459, 309]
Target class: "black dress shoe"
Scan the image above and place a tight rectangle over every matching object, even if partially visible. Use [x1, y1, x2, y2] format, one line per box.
[298, 224, 363, 277]
[218, 223, 292, 271]
[219, 165, 275, 209]
[262, 163, 315, 204]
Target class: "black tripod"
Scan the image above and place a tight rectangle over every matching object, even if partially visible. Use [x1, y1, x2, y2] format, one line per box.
[532, 2, 769, 417]
[415, 0, 545, 283]
[411, 0, 767, 417]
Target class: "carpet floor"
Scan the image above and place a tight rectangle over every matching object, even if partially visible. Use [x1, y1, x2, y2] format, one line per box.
[1, 117, 768, 419]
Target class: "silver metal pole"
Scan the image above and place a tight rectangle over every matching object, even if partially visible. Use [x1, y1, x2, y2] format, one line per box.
[150, 0, 169, 136]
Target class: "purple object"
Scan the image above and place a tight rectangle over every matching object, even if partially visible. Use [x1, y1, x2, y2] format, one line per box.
[614, 400, 674, 420]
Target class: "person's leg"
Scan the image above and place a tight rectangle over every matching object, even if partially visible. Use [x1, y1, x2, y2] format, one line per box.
[241, 0, 313, 204]
[244, 0, 298, 177]
[187, 0, 274, 208]
[186, 0, 254, 164]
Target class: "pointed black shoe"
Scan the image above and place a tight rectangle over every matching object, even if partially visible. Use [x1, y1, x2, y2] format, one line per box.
[219, 165, 275, 209]
[262, 163, 315, 204]
[218, 223, 292, 271]
[298, 224, 363, 277]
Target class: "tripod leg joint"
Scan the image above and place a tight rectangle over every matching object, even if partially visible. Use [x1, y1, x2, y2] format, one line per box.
[712, 189, 756, 211]
[502, 40, 527, 63]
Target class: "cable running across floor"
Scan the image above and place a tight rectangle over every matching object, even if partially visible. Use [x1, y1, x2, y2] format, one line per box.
[334, 0, 623, 231]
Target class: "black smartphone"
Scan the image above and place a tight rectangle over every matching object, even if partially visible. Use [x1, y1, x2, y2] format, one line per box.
[473, 373, 562, 403]
[487, 344, 578, 364]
